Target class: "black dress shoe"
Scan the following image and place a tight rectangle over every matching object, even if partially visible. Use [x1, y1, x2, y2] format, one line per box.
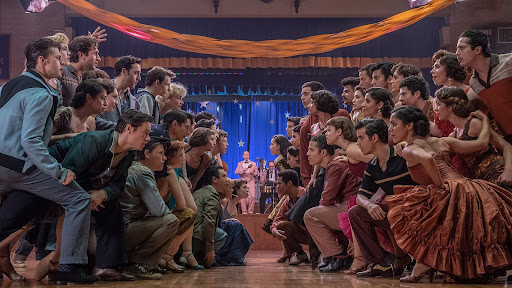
[319, 256, 353, 273]
[93, 267, 135, 281]
[317, 256, 333, 270]
[55, 268, 99, 284]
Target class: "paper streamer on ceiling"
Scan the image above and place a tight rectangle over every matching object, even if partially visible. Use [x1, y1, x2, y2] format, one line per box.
[56, 0, 456, 58]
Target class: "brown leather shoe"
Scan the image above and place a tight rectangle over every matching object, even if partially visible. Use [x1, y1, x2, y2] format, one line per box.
[93, 267, 135, 281]
[357, 263, 394, 278]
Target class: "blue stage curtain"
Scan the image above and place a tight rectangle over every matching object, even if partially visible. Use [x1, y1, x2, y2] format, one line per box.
[183, 101, 308, 179]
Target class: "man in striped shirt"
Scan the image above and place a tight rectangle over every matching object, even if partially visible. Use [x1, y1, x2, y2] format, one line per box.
[349, 119, 416, 277]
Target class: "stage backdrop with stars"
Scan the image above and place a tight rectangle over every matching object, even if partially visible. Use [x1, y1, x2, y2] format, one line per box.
[185, 100, 308, 179]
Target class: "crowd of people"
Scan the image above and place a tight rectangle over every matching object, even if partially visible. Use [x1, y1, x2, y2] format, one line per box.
[0, 28, 253, 284]
[0, 26, 511, 285]
[238, 29, 512, 283]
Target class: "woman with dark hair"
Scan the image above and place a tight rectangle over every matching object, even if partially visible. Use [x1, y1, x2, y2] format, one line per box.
[81, 71, 118, 115]
[290, 125, 301, 149]
[387, 106, 512, 282]
[269, 135, 292, 172]
[220, 180, 248, 218]
[351, 86, 366, 123]
[430, 51, 474, 176]
[286, 117, 301, 138]
[265, 134, 293, 236]
[80, 71, 119, 132]
[362, 87, 394, 144]
[436, 87, 512, 186]
[430, 51, 477, 136]
[431, 51, 471, 92]
[362, 87, 393, 126]
[32, 79, 109, 279]
[309, 90, 340, 136]
[52, 79, 107, 138]
[306, 90, 342, 191]
[185, 127, 216, 191]
[286, 146, 302, 187]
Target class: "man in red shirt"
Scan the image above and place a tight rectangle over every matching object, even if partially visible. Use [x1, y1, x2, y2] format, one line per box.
[271, 170, 308, 265]
[304, 134, 361, 273]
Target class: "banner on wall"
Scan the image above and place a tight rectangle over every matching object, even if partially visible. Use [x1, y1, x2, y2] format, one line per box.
[0, 34, 10, 80]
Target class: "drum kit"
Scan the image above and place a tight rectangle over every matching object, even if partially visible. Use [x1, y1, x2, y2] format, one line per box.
[259, 183, 278, 214]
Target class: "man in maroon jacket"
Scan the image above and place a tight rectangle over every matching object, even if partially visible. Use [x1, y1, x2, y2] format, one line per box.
[271, 170, 307, 265]
[304, 134, 361, 273]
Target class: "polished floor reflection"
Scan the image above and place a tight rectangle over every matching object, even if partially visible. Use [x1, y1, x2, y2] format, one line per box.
[1, 250, 507, 288]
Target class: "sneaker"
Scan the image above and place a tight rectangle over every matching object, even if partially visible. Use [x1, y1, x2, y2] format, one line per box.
[11, 259, 27, 269]
[123, 264, 162, 280]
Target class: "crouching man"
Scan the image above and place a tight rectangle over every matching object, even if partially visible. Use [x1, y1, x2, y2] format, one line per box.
[120, 137, 179, 279]
[48, 110, 153, 281]
[192, 165, 229, 268]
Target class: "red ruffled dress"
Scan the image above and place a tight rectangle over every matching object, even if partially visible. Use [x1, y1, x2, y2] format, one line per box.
[387, 147, 512, 279]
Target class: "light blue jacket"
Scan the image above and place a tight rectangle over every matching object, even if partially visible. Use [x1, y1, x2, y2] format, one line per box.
[0, 71, 67, 182]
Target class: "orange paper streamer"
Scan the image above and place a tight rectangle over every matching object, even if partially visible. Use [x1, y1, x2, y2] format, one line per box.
[56, 0, 456, 58]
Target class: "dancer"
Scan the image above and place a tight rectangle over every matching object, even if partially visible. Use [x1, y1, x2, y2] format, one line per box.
[387, 106, 512, 282]
[435, 86, 512, 186]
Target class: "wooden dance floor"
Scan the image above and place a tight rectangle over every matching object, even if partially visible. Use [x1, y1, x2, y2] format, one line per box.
[4, 250, 507, 288]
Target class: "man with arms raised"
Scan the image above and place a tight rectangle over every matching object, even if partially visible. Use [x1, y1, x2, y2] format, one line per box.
[61, 36, 101, 107]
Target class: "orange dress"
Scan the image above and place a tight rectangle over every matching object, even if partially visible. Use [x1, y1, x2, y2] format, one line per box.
[387, 148, 512, 280]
